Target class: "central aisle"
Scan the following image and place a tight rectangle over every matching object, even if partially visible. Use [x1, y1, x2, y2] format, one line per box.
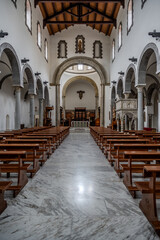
[0, 132, 158, 240]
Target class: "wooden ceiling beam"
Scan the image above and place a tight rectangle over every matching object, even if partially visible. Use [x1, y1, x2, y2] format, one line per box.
[35, 0, 124, 5]
[43, 3, 78, 27]
[45, 20, 115, 24]
[41, 3, 54, 34]
[81, 3, 116, 26]
[99, 3, 108, 33]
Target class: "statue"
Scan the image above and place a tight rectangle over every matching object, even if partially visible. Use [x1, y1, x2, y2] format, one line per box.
[77, 90, 85, 99]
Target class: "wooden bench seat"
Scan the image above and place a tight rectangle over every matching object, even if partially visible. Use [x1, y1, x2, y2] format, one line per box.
[0, 181, 12, 214]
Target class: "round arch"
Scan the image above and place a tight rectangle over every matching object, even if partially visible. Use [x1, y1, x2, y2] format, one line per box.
[137, 43, 160, 86]
[117, 77, 124, 98]
[62, 76, 99, 97]
[44, 85, 50, 106]
[22, 63, 36, 95]
[36, 77, 44, 99]
[52, 56, 108, 85]
[0, 42, 22, 86]
[124, 63, 136, 93]
[53, 56, 107, 126]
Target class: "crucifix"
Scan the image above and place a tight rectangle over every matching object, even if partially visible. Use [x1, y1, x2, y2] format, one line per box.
[77, 90, 85, 99]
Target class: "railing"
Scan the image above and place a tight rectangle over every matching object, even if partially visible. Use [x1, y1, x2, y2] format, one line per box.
[71, 121, 89, 127]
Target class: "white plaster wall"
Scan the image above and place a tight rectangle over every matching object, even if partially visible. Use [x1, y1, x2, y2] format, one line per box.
[110, 0, 160, 87]
[0, 0, 51, 130]
[60, 71, 101, 106]
[65, 80, 95, 110]
[0, 77, 15, 131]
[0, 0, 51, 92]
[50, 25, 110, 83]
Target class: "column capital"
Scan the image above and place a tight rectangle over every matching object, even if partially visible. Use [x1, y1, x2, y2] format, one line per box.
[124, 93, 130, 99]
[136, 85, 144, 92]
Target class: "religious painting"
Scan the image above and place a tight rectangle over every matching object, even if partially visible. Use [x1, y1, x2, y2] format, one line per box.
[75, 35, 85, 53]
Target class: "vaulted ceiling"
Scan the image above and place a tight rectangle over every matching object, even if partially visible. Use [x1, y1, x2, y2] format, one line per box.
[35, 0, 124, 35]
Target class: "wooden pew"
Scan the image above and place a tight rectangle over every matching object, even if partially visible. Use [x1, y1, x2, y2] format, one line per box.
[135, 166, 160, 235]
[112, 143, 160, 177]
[0, 180, 12, 214]
[105, 139, 150, 165]
[0, 151, 29, 197]
[4, 139, 48, 165]
[0, 144, 40, 177]
[122, 151, 160, 197]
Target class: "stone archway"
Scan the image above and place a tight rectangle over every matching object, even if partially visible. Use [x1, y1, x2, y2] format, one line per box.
[22, 63, 36, 95]
[0, 42, 22, 87]
[51, 56, 108, 126]
[137, 43, 160, 130]
[137, 43, 160, 86]
[125, 63, 136, 93]
[0, 43, 22, 129]
[62, 76, 99, 120]
[117, 77, 124, 99]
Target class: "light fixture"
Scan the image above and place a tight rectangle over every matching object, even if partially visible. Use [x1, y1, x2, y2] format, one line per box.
[129, 57, 137, 63]
[118, 71, 124, 76]
[35, 72, 41, 76]
[148, 30, 160, 41]
[0, 30, 8, 38]
[43, 81, 48, 85]
[21, 58, 29, 64]
[111, 81, 116, 84]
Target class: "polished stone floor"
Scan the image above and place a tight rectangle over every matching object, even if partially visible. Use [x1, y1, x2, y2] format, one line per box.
[0, 132, 159, 240]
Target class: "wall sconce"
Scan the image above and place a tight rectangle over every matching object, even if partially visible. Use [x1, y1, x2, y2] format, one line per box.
[111, 81, 116, 84]
[0, 30, 8, 38]
[129, 57, 137, 63]
[43, 81, 48, 85]
[118, 71, 124, 76]
[21, 58, 29, 64]
[148, 30, 160, 41]
[35, 72, 41, 76]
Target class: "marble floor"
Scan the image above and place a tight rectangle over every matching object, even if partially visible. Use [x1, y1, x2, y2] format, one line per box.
[0, 132, 159, 240]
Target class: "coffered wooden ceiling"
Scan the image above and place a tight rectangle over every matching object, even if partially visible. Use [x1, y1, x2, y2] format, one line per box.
[34, 1, 124, 36]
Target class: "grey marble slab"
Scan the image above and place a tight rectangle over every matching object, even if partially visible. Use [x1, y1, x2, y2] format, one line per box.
[0, 132, 159, 240]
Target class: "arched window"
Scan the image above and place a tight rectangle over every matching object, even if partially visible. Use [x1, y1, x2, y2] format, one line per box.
[118, 23, 122, 50]
[127, 0, 133, 32]
[37, 22, 42, 49]
[25, 0, 32, 32]
[44, 39, 48, 61]
[58, 40, 67, 58]
[112, 39, 115, 61]
[93, 41, 102, 58]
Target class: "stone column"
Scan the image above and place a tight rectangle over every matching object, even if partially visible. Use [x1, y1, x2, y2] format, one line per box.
[137, 86, 144, 130]
[129, 118, 132, 130]
[121, 117, 124, 133]
[134, 118, 137, 130]
[29, 94, 35, 127]
[95, 95, 99, 119]
[100, 84, 104, 126]
[39, 98, 44, 127]
[62, 96, 66, 119]
[56, 84, 60, 126]
[158, 91, 160, 131]
[15, 87, 21, 130]
[125, 115, 128, 131]
[117, 118, 120, 132]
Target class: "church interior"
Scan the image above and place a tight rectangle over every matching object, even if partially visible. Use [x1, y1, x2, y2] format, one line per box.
[0, 0, 160, 239]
